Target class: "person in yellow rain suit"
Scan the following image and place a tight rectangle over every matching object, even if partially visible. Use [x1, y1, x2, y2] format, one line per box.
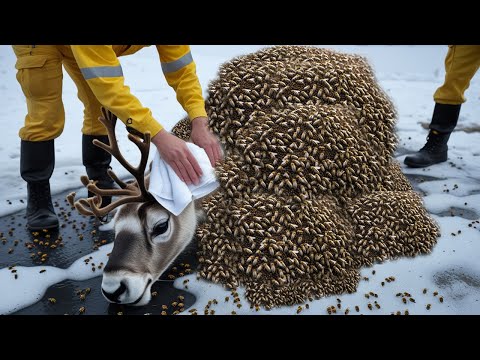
[12, 45, 222, 230]
[404, 45, 480, 168]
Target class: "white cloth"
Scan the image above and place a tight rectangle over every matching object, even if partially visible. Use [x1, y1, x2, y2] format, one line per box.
[148, 143, 219, 216]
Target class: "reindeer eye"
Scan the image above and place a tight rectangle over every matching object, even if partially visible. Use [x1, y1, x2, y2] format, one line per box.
[151, 220, 169, 238]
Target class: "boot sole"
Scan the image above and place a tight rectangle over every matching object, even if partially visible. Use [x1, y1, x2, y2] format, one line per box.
[27, 222, 59, 231]
[404, 157, 447, 168]
[403, 159, 430, 168]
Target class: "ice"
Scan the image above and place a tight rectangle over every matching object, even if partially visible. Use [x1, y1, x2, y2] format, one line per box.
[0, 266, 66, 315]
[0, 243, 113, 314]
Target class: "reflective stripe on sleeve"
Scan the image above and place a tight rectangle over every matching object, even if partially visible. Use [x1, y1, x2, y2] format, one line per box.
[80, 65, 124, 80]
[161, 52, 193, 74]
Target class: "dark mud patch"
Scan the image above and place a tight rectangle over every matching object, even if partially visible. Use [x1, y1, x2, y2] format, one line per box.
[404, 174, 446, 194]
[433, 266, 480, 300]
[395, 146, 414, 157]
[434, 207, 479, 220]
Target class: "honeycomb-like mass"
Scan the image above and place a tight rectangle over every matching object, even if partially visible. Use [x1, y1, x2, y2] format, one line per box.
[198, 193, 358, 277]
[171, 45, 439, 308]
[346, 191, 439, 266]
[205, 45, 397, 156]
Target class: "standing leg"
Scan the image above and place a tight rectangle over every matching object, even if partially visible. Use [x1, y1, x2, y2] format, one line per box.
[12, 45, 64, 230]
[405, 45, 480, 168]
[60, 46, 114, 209]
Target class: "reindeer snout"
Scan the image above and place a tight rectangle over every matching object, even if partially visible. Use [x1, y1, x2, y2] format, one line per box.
[101, 272, 153, 306]
[101, 281, 127, 303]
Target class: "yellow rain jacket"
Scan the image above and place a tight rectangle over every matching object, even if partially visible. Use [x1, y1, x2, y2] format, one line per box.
[13, 45, 207, 141]
[71, 45, 207, 137]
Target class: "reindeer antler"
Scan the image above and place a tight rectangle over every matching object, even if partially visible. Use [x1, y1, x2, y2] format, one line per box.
[67, 107, 153, 218]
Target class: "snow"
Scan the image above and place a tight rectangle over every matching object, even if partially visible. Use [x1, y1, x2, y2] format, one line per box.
[0, 243, 113, 314]
[1, 45, 479, 315]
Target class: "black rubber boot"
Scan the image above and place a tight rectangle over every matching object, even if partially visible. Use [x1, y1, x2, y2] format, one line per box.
[404, 103, 461, 168]
[83, 135, 115, 208]
[21, 140, 59, 230]
[404, 130, 450, 168]
[26, 181, 59, 230]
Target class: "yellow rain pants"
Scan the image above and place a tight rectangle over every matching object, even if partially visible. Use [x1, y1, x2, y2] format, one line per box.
[434, 45, 480, 105]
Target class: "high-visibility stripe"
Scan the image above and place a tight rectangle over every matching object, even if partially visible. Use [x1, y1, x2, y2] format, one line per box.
[161, 52, 193, 74]
[81, 65, 124, 80]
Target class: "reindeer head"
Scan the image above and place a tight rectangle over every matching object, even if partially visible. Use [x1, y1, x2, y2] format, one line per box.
[68, 108, 199, 306]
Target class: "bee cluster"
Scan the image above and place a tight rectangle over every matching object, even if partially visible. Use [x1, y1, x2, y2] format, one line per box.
[171, 45, 440, 308]
[346, 191, 439, 266]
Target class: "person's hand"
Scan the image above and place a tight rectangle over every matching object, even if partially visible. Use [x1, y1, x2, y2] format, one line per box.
[190, 116, 223, 167]
[152, 129, 202, 185]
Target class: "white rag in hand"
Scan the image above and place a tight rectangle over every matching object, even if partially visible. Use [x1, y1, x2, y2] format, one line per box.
[148, 143, 219, 216]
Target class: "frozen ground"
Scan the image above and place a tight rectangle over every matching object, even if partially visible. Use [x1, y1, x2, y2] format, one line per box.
[0, 45, 479, 315]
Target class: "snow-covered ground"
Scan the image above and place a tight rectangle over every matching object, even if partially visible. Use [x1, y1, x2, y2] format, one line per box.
[1, 45, 479, 315]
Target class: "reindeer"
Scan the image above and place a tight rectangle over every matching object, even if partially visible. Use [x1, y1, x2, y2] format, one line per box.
[68, 108, 204, 306]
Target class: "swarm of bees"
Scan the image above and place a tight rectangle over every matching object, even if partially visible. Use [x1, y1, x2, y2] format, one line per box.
[172, 45, 440, 309]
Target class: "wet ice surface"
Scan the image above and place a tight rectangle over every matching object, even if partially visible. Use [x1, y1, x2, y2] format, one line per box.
[0, 243, 113, 314]
[13, 277, 196, 316]
[0, 190, 199, 315]
[1, 45, 480, 315]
